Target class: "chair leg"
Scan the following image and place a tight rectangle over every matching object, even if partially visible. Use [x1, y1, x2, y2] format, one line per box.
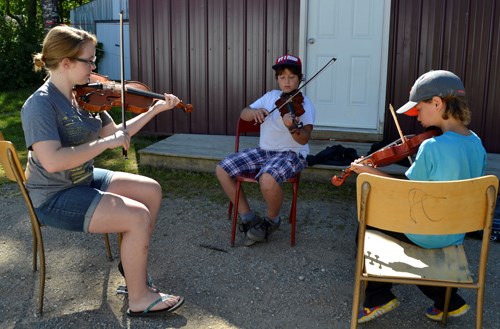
[289, 182, 299, 246]
[440, 286, 452, 326]
[351, 280, 362, 329]
[476, 285, 484, 329]
[38, 237, 46, 315]
[31, 225, 38, 272]
[289, 202, 296, 246]
[103, 234, 113, 261]
[228, 201, 233, 220]
[117, 233, 123, 259]
[230, 181, 242, 246]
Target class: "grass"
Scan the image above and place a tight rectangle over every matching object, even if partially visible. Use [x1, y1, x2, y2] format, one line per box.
[0, 86, 355, 203]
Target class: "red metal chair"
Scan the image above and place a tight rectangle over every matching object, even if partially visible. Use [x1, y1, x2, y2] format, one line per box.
[227, 118, 301, 246]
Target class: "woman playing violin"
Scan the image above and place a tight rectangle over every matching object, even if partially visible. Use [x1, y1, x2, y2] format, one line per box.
[353, 70, 487, 324]
[21, 25, 184, 317]
[216, 54, 316, 244]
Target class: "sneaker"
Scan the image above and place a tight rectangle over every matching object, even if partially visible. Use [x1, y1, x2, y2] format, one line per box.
[358, 298, 400, 323]
[246, 217, 280, 242]
[425, 303, 469, 321]
[239, 214, 262, 234]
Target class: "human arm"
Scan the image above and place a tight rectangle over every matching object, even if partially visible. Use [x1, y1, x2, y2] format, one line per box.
[30, 93, 180, 173]
[240, 106, 269, 124]
[349, 157, 393, 177]
[281, 112, 313, 145]
[100, 93, 180, 137]
[31, 131, 128, 173]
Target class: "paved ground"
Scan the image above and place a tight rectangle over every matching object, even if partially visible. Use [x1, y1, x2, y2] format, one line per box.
[0, 182, 499, 329]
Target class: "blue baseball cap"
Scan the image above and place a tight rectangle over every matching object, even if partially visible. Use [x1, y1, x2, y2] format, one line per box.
[397, 70, 466, 116]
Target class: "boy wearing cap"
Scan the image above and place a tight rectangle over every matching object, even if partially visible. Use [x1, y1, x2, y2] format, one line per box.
[216, 54, 315, 244]
[351, 70, 487, 323]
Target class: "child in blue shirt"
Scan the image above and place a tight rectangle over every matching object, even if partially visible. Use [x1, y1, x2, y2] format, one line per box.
[351, 70, 487, 323]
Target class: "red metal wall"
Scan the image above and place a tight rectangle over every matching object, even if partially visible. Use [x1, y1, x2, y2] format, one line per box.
[129, 0, 300, 136]
[130, 0, 500, 153]
[386, 0, 500, 153]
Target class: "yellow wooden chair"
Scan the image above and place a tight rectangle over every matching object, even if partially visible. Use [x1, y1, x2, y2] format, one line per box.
[351, 173, 498, 329]
[0, 135, 115, 314]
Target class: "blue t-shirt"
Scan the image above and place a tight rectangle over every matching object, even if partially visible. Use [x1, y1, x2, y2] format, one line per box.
[404, 131, 487, 248]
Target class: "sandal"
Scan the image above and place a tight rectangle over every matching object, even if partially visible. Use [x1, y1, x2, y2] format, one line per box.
[127, 295, 185, 317]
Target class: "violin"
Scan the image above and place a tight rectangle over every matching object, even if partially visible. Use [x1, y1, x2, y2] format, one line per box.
[273, 91, 305, 133]
[330, 128, 442, 186]
[275, 91, 305, 118]
[74, 73, 194, 114]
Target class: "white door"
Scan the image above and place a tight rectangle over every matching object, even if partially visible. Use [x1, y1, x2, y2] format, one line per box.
[303, 0, 391, 133]
[96, 22, 131, 81]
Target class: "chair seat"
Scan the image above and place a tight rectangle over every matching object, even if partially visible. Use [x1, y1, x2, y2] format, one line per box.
[364, 230, 473, 283]
[235, 172, 300, 183]
[236, 172, 259, 182]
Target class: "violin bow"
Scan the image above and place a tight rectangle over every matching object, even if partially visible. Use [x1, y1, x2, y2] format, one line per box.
[389, 104, 412, 165]
[267, 56, 337, 116]
[119, 10, 128, 159]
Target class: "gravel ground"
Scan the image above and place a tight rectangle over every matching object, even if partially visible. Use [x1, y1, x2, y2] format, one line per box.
[0, 182, 499, 329]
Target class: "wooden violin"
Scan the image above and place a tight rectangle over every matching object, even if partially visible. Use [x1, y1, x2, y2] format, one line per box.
[74, 73, 194, 114]
[274, 91, 305, 118]
[273, 91, 305, 133]
[330, 128, 442, 186]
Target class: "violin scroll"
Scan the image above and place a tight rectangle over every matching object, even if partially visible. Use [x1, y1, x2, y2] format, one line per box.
[176, 102, 193, 113]
[330, 157, 374, 186]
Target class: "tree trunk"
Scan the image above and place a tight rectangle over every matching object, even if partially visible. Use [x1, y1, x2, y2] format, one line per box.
[26, 0, 38, 43]
[41, 0, 60, 33]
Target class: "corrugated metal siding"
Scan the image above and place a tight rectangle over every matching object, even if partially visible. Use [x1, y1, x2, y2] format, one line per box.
[387, 0, 500, 152]
[129, 0, 299, 136]
[70, 0, 128, 32]
[129, 0, 499, 152]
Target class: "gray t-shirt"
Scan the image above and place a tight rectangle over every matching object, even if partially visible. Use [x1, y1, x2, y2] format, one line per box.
[21, 81, 113, 207]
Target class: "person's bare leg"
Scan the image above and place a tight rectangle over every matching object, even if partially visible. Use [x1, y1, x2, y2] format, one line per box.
[259, 173, 283, 218]
[105, 172, 162, 235]
[88, 176, 180, 311]
[216, 165, 251, 214]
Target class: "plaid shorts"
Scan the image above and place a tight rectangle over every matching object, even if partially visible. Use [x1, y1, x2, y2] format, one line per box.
[218, 147, 306, 184]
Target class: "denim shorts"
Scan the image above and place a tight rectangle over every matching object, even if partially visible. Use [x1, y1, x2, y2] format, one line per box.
[35, 168, 114, 233]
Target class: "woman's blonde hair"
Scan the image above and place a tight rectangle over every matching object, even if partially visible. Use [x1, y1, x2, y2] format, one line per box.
[33, 25, 97, 73]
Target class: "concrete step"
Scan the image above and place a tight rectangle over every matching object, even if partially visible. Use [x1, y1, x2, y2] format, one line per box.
[138, 134, 412, 184]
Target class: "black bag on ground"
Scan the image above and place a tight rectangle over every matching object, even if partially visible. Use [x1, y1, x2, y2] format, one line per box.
[307, 144, 358, 166]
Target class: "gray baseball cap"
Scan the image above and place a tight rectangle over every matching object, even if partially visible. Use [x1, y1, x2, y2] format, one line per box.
[397, 70, 466, 116]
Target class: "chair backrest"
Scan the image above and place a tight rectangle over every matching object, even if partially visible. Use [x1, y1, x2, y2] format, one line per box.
[235, 118, 260, 152]
[356, 173, 498, 235]
[0, 140, 27, 184]
[0, 140, 39, 225]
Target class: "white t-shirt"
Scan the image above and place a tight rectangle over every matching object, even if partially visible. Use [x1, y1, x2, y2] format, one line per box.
[249, 90, 315, 158]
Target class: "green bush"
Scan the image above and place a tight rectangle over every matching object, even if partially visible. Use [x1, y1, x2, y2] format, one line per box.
[0, 16, 44, 91]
